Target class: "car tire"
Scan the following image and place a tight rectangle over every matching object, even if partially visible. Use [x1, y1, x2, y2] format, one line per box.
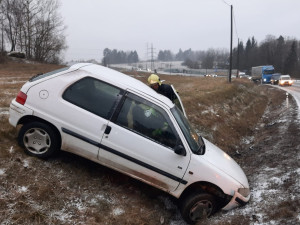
[18, 122, 60, 159]
[180, 192, 217, 224]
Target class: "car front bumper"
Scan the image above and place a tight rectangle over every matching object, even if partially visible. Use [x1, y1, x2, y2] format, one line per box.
[222, 190, 251, 211]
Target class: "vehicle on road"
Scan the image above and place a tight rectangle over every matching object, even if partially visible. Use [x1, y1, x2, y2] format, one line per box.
[251, 65, 275, 83]
[279, 75, 293, 86]
[204, 74, 217, 77]
[270, 73, 281, 85]
[9, 63, 250, 224]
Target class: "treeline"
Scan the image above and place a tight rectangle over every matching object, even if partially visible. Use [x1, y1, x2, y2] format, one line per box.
[232, 35, 300, 77]
[157, 48, 228, 67]
[0, 0, 66, 63]
[156, 48, 230, 70]
[102, 35, 299, 77]
[156, 36, 300, 77]
[102, 48, 139, 66]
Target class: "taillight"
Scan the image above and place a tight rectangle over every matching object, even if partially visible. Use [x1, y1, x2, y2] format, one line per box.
[16, 91, 27, 105]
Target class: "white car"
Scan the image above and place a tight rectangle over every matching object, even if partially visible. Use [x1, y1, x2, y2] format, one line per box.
[9, 63, 250, 224]
[279, 74, 293, 86]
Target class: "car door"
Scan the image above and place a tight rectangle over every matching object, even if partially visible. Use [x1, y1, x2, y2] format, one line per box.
[171, 84, 186, 117]
[59, 76, 124, 160]
[98, 92, 190, 192]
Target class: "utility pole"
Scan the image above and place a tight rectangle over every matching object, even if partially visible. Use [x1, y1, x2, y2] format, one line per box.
[145, 43, 148, 71]
[149, 43, 156, 72]
[228, 4, 233, 83]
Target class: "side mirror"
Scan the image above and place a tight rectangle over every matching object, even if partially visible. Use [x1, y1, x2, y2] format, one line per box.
[174, 145, 186, 156]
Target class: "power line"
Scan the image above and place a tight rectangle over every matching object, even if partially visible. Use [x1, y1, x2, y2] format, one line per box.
[221, 0, 240, 43]
[233, 9, 239, 40]
[221, 0, 231, 6]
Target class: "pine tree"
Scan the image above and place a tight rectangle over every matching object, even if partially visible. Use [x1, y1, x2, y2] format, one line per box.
[283, 41, 298, 75]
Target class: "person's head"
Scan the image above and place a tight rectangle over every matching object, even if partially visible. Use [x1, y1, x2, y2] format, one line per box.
[148, 74, 161, 91]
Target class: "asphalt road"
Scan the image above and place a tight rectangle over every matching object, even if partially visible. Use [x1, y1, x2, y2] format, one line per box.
[278, 81, 300, 120]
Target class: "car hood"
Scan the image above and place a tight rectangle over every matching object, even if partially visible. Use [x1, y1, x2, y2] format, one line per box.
[202, 138, 249, 188]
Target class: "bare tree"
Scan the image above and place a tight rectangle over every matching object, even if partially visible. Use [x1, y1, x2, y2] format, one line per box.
[0, 0, 67, 63]
[32, 0, 67, 63]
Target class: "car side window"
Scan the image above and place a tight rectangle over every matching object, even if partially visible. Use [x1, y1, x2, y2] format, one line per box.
[63, 77, 123, 119]
[115, 93, 178, 148]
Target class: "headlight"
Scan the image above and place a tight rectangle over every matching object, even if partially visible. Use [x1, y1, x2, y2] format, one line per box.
[238, 188, 250, 197]
[263, 79, 267, 81]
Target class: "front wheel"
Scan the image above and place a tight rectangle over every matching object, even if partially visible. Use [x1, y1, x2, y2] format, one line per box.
[180, 193, 217, 224]
[18, 122, 60, 158]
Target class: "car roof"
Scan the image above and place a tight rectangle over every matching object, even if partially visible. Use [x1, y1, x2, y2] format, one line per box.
[72, 63, 174, 108]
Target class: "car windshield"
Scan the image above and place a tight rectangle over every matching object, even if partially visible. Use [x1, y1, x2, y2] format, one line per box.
[264, 69, 274, 75]
[171, 106, 204, 154]
[281, 77, 290, 80]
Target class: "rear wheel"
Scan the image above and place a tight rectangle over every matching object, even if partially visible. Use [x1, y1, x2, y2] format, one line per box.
[180, 193, 217, 224]
[18, 122, 60, 158]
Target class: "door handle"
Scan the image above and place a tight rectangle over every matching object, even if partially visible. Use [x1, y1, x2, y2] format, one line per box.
[104, 125, 112, 135]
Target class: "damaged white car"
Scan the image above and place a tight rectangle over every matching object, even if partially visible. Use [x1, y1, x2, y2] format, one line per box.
[9, 63, 250, 224]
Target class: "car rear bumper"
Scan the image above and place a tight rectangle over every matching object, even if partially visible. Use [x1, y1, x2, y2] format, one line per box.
[9, 100, 33, 127]
[222, 190, 250, 211]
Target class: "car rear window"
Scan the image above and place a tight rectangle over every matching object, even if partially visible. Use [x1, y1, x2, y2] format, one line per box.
[29, 67, 69, 82]
[63, 77, 124, 119]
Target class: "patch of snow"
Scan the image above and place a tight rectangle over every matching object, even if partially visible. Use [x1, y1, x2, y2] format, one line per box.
[0, 168, 5, 175]
[242, 136, 254, 144]
[18, 186, 28, 193]
[96, 194, 115, 204]
[269, 176, 284, 185]
[0, 80, 27, 84]
[212, 125, 217, 131]
[89, 198, 98, 205]
[51, 210, 72, 223]
[9, 146, 14, 153]
[201, 107, 217, 115]
[0, 107, 9, 115]
[69, 198, 86, 212]
[0, 76, 24, 80]
[112, 207, 124, 216]
[23, 159, 29, 168]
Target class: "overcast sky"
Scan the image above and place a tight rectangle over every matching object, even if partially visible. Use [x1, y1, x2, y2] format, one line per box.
[60, 0, 300, 62]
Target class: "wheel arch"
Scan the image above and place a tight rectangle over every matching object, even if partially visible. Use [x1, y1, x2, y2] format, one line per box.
[18, 115, 62, 148]
[179, 181, 230, 207]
